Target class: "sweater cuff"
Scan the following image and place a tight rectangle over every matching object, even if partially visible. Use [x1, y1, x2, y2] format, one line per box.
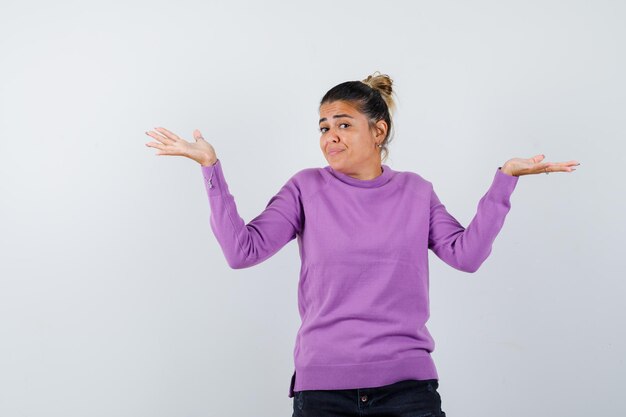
[200, 158, 228, 196]
[493, 166, 519, 195]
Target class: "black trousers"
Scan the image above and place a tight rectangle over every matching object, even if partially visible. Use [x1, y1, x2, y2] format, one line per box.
[292, 379, 446, 417]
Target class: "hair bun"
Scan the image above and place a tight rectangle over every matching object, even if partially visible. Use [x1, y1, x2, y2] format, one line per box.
[362, 71, 395, 114]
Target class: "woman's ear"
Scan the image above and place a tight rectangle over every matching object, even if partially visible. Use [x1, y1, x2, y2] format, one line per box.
[375, 119, 388, 138]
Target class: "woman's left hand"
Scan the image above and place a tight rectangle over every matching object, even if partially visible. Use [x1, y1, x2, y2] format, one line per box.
[501, 154, 580, 177]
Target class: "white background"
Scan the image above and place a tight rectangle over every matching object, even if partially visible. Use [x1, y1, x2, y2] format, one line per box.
[1, 0, 624, 416]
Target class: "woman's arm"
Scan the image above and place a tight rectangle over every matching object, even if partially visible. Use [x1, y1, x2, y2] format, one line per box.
[427, 167, 519, 273]
[144, 127, 303, 269]
[202, 159, 303, 269]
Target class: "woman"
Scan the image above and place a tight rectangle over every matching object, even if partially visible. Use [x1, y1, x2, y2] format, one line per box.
[144, 72, 579, 417]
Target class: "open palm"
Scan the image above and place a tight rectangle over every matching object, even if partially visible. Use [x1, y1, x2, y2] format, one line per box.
[503, 154, 580, 176]
[145, 127, 217, 166]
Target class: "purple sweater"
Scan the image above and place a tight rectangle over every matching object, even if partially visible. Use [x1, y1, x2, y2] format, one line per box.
[201, 159, 519, 398]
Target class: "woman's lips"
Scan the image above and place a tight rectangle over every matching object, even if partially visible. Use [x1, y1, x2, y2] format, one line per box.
[328, 149, 344, 156]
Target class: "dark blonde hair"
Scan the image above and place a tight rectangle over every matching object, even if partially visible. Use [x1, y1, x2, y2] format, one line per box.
[320, 71, 396, 162]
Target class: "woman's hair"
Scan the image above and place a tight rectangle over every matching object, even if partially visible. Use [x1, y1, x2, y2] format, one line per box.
[320, 71, 396, 163]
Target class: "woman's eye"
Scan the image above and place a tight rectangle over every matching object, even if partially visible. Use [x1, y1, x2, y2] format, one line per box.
[320, 123, 349, 133]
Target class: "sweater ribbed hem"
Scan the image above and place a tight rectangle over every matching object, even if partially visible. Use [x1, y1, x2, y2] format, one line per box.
[288, 353, 439, 398]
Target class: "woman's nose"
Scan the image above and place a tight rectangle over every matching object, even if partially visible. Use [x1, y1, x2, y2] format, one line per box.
[327, 132, 340, 142]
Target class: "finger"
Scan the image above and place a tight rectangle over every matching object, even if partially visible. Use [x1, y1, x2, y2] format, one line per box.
[555, 161, 579, 172]
[144, 141, 165, 150]
[564, 160, 581, 166]
[145, 130, 174, 145]
[550, 161, 576, 167]
[546, 160, 580, 169]
[540, 162, 577, 173]
[193, 129, 204, 141]
[154, 127, 182, 142]
[531, 154, 546, 163]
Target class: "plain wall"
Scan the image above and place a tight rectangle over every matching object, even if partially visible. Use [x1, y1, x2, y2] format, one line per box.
[1, 0, 624, 416]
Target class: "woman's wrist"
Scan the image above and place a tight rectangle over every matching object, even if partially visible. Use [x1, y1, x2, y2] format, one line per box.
[200, 157, 218, 167]
[499, 165, 515, 176]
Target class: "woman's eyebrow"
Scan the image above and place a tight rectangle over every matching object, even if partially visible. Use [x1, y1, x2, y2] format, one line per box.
[319, 114, 355, 124]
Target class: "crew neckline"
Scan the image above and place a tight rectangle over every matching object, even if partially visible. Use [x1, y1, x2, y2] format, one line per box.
[324, 164, 394, 188]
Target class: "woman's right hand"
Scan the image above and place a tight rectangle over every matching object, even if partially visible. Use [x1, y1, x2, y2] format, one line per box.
[145, 127, 218, 166]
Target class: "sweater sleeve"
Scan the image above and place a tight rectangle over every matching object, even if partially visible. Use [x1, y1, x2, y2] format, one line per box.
[428, 167, 519, 273]
[200, 159, 303, 269]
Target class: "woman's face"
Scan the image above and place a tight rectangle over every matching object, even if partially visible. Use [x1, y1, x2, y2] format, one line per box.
[318, 100, 387, 172]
